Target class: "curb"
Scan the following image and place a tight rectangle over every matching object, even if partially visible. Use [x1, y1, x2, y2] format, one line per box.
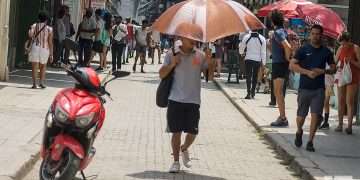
[14, 69, 112, 180]
[13, 151, 40, 180]
[213, 79, 325, 180]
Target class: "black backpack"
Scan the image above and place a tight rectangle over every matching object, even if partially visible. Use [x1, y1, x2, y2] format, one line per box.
[244, 32, 263, 54]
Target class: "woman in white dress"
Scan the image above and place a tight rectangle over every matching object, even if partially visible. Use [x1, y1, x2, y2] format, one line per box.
[27, 12, 53, 89]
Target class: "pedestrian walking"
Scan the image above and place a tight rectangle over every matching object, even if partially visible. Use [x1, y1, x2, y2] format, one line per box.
[27, 11, 53, 89]
[151, 30, 162, 64]
[133, 20, 150, 73]
[269, 11, 292, 127]
[319, 38, 336, 130]
[62, 5, 75, 65]
[290, 25, 336, 152]
[111, 16, 127, 71]
[159, 35, 213, 173]
[334, 32, 360, 134]
[99, 13, 113, 71]
[214, 39, 224, 77]
[92, 9, 106, 70]
[53, 8, 66, 67]
[76, 8, 96, 67]
[239, 31, 266, 99]
[123, 17, 135, 63]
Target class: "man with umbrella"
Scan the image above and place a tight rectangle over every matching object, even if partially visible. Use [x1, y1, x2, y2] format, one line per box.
[159, 23, 214, 173]
[153, 0, 265, 172]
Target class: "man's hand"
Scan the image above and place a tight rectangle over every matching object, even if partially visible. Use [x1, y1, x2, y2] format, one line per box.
[306, 70, 317, 79]
[311, 68, 325, 77]
[170, 55, 180, 68]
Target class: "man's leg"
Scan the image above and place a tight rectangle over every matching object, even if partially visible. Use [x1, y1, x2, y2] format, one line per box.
[295, 89, 310, 148]
[64, 43, 70, 64]
[251, 62, 261, 97]
[157, 46, 162, 64]
[78, 39, 84, 66]
[111, 44, 118, 71]
[245, 60, 252, 98]
[84, 40, 93, 67]
[171, 133, 182, 162]
[118, 44, 125, 70]
[181, 134, 196, 151]
[133, 50, 139, 72]
[140, 51, 145, 73]
[309, 113, 319, 142]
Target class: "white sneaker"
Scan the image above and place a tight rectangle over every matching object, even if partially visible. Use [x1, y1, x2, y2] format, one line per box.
[181, 150, 192, 168]
[169, 161, 180, 173]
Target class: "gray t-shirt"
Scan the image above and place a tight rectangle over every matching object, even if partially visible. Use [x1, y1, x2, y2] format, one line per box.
[79, 17, 97, 40]
[163, 49, 208, 105]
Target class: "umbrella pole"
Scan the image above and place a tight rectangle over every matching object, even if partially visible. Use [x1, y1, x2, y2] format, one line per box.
[263, 17, 267, 37]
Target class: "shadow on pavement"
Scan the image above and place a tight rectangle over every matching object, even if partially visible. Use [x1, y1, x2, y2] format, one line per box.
[127, 171, 226, 180]
[264, 130, 360, 179]
[8, 68, 74, 88]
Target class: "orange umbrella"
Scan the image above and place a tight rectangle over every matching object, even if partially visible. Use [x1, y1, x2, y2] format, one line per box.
[152, 0, 265, 42]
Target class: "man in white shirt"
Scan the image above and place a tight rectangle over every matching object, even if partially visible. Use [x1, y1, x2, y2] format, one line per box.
[111, 16, 128, 71]
[53, 8, 66, 67]
[239, 31, 267, 99]
[133, 20, 151, 73]
[151, 30, 162, 64]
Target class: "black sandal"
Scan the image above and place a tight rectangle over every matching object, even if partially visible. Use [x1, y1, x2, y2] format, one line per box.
[345, 128, 353, 135]
[39, 84, 46, 89]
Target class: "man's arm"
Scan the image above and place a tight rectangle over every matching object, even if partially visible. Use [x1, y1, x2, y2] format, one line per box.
[238, 36, 247, 55]
[159, 53, 179, 79]
[290, 58, 316, 78]
[261, 37, 267, 65]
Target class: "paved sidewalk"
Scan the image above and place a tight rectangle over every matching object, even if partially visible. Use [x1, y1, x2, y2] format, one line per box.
[0, 66, 111, 180]
[24, 64, 298, 180]
[214, 75, 360, 180]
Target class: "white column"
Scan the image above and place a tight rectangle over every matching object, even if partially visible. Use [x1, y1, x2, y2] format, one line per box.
[0, 0, 10, 81]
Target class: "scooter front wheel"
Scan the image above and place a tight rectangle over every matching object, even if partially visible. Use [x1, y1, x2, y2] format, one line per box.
[39, 148, 81, 180]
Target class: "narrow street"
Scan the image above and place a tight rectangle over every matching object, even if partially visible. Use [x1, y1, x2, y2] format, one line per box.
[24, 64, 298, 180]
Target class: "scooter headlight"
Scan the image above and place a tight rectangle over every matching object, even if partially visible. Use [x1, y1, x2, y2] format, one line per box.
[75, 113, 95, 128]
[55, 106, 68, 123]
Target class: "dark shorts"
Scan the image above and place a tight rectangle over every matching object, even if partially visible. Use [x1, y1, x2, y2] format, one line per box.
[297, 88, 325, 118]
[92, 40, 103, 53]
[272, 63, 289, 79]
[167, 100, 200, 135]
[135, 45, 147, 54]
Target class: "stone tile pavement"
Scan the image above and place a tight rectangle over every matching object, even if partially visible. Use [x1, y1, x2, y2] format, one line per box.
[214, 75, 360, 180]
[24, 64, 298, 180]
[0, 65, 111, 180]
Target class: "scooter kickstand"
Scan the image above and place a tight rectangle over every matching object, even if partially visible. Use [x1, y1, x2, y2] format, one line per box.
[81, 170, 87, 180]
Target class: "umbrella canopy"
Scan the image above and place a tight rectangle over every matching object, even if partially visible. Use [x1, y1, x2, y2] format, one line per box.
[297, 4, 346, 39]
[152, 0, 265, 42]
[257, 0, 312, 18]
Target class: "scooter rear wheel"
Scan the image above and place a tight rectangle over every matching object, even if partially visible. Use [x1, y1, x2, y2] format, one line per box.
[39, 149, 81, 180]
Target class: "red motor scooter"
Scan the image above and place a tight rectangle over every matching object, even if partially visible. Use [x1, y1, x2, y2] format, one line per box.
[39, 65, 128, 180]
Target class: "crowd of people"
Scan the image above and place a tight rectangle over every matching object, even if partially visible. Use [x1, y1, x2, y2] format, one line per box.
[26, 6, 176, 89]
[25, 6, 360, 172]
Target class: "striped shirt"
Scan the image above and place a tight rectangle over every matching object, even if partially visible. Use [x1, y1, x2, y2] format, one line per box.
[28, 23, 53, 49]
